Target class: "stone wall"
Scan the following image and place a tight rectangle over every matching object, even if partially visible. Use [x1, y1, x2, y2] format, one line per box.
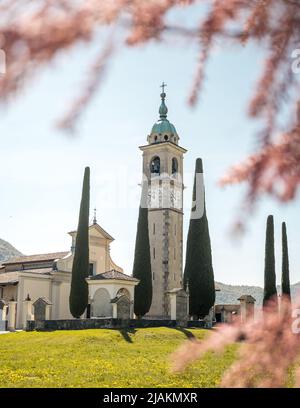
[26, 318, 207, 331]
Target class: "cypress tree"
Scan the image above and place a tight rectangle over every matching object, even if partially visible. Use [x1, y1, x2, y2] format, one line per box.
[263, 215, 278, 308]
[183, 158, 215, 319]
[69, 167, 90, 318]
[132, 179, 152, 318]
[281, 222, 291, 301]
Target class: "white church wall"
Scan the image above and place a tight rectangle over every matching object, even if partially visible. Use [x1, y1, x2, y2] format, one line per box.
[56, 253, 73, 273]
[88, 281, 113, 300]
[17, 274, 51, 328]
[51, 281, 61, 319]
[59, 225, 122, 277]
[1, 285, 17, 302]
[90, 244, 107, 274]
[88, 280, 135, 301]
[88, 280, 136, 318]
[57, 281, 73, 319]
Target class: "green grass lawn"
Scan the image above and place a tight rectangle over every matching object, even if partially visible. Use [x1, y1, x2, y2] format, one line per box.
[0, 328, 237, 388]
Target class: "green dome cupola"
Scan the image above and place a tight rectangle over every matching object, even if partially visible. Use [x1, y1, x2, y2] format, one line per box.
[148, 83, 179, 145]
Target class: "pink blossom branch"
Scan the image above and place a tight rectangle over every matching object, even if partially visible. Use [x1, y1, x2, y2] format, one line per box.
[0, 0, 300, 205]
[172, 298, 300, 388]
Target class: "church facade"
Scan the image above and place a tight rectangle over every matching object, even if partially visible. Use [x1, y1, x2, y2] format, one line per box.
[140, 85, 187, 318]
[0, 222, 138, 329]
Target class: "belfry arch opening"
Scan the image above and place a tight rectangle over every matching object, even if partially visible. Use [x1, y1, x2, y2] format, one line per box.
[172, 158, 178, 175]
[150, 156, 160, 175]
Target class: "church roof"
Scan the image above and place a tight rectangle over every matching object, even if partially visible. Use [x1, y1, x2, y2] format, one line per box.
[0, 268, 54, 285]
[2, 252, 69, 265]
[0, 272, 19, 285]
[88, 269, 138, 282]
[33, 296, 52, 306]
[20, 268, 53, 275]
[151, 119, 177, 135]
[238, 295, 256, 303]
[215, 304, 241, 313]
[68, 223, 114, 241]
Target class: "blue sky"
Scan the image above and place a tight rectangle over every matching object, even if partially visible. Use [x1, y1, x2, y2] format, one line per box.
[0, 10, 299, 286]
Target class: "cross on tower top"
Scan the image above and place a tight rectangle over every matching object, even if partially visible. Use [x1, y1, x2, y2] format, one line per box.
[159, 82, 168, 119]
[160, 82, 167, 94]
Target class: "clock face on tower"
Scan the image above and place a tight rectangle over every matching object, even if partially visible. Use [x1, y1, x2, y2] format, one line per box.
[171, 186, 182, 210]
[148, 181, 182, 210]
[170, 190, 175, 207]
[148, 184, 160, 209]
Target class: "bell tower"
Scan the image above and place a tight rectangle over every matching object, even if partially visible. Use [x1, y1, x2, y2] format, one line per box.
[139, 84, 187, 318]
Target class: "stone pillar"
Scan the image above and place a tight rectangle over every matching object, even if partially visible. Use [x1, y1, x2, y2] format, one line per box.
[1, 305, 8, 321]
[130, 301, 134, 319]
[22, 297, 33, 329]
[0, 300, 8, 331]
[238, 295, 256, 323]
[7, 301, 17, 331]
[186, 292, 189, 318]
[221, 307, 226, 323]
[51, 281, 61, 319]
[0, 300, 7, 321]
[167, 288, 188, 325]
[168, 292, 177, 320]
[45, 304, 51, 320]
[204, 307, 214, 328]
[112, 303, 117, 319]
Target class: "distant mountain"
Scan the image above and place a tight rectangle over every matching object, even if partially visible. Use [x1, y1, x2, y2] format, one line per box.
[216, 281, 300, 306]
[0, 239, 23, 263]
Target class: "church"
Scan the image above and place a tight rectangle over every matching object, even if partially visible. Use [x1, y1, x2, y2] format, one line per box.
[0, 85, 200, 329]
[0, 218, 139, 329]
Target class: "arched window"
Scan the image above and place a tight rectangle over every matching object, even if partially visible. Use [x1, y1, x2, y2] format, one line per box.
[150, 156, 160, 175]
[154, 135, 158, 142]
[116, 288, 130, 300]
[164, 135, 168, 141]
[172, 157, 178, 175]
[92, 288, 112, 317]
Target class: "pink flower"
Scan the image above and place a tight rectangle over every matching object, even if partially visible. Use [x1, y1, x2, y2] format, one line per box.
[172, 297, 300, 388]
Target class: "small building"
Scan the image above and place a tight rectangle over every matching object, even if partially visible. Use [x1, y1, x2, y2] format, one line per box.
[87, 270, 138, 318]
[215, 295, 256, 323]
[214, 304, 240, 323]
